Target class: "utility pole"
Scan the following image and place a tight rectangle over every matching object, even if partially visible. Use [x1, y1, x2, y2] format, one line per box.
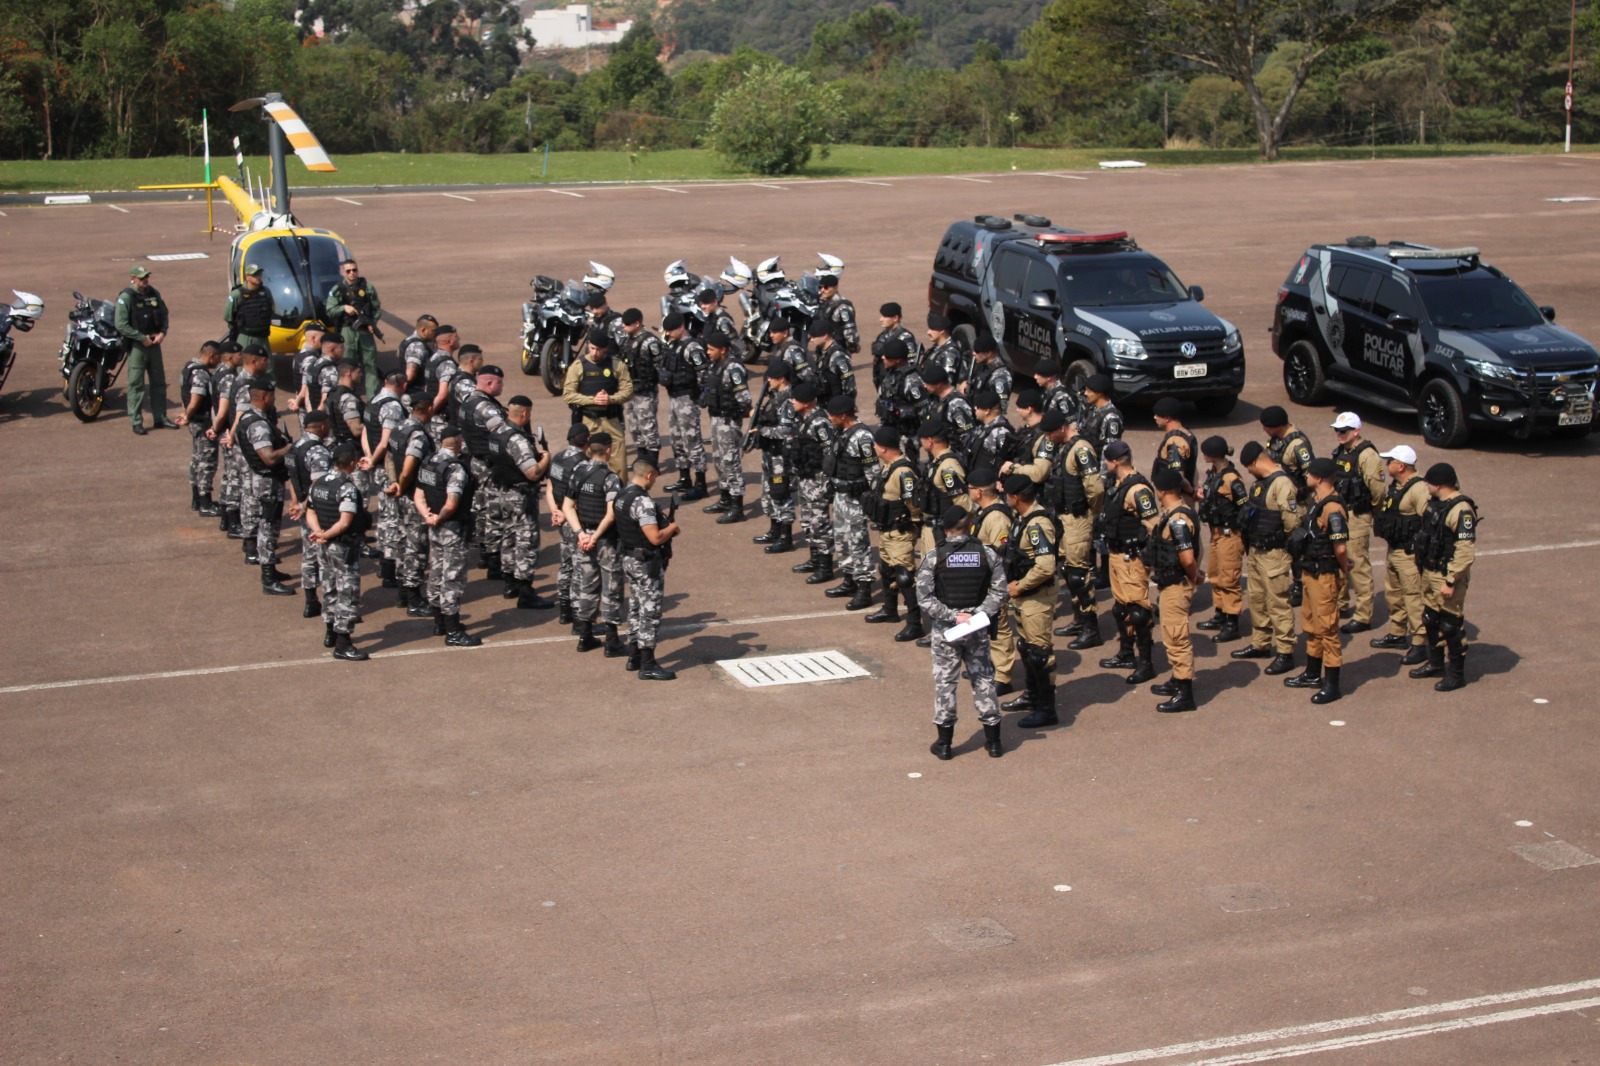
[1419, 110, 1426, 147]
[1566, 0, 1577, 152]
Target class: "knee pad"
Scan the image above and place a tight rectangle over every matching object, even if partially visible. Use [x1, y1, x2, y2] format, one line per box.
[1064, 567, 1089, 597]
[1111, 601, 1128, 627]
[1126, 604, 1152, 630]
[1421, 606, 1440, 628]
[1434, 611, 1464, 637]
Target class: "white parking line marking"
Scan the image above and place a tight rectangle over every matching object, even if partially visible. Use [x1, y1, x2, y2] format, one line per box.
[947, 175, 992, 183]
[108, 204, 130, 213]
[1044, 978, 1600, 1066]
[0, 608, 852, 695]
[442, 192, 475, 202]
[1041, 173, 1090, 180]
[850, 179, 893, 187]
[334, 197, 363, 206]
[546, 189, 585, 198]
[1479, 538, 1600, 557]
[652, 186, 688, 194]
[753, 183, 788, 190]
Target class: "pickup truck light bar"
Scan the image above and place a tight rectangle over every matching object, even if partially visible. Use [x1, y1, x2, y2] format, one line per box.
[1035, 230, 1130, 244]
[1387, 246, 1480, 261]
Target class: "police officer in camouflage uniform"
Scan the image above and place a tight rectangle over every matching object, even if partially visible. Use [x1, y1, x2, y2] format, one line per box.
[413, 424, 482, 647]
[286, 322, 326, 421]
[363, 370, 409, 589]
[750, 359, 797, 553]
[1078, 373, 1122, 453]
[208, 342, 244, 534]
[875, 337, 926, 456]
[1033, 359, 1084, 429]
[808, 311, 858, 407]
[224, 263, 274, 356]
[399, 314, 438, 400]
[787, 383, 838, 583]
[176, 341, 222, 516]
[285, 410, 334, 621]
[768, 319, 813, 393]
[659, 313, 709, 500]
[967, 388, 1014, 476]
[291, 328, 340, 417]
[865, 425, 925, 642]
[963, 334, 1011, 414]
[235, 377, 295, 596]
[458, 364, 509, 575]
[920, 506, 1010, 760]
[817, 271, 859, 357]
[114, 266, 175, 434]
[922, 314, 966, 388]
[699, 331, 752, 523]
[695, 287, 746, 363]
[562, 432, 627, 656]
[823, 396, 878, 610]
[325, 258, 383, 398]
[920, 364, 976, 461]
[307, 443, 370, 661]
[487, 395, 553, 609]
[387, 392, 436, 616]
[619, 308, 663, 466]
[546, 424, 591, 626]
[872, 302, 920, 388]
[614, 459, 682, 682]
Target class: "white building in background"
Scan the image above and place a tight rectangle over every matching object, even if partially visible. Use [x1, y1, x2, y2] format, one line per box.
[520, 4, 633, 49]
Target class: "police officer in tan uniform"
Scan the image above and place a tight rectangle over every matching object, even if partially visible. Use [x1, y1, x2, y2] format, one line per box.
[1151, 398, 1197, 495]
[1369, 444, 1431, 666]
[1147, 466, 1204, 712]
[969, 467, 1018, 696]
[865, 424, 925, 642]
[1195, 435, 1247, 643]
[917, 418, 971, 556]
[1261, 404, 1315, 606]
[1000, 390, 1054, 486]
[1002, 473, 1059, 727]
[1096, 440, 1161, 683]
[1284, 458, 1350, 704]
[1230, 440, 1301, 675]
[1411, 463, 1477, 691]
[1329, 412, 1385, 632]
[1052, 413, 1107, 649]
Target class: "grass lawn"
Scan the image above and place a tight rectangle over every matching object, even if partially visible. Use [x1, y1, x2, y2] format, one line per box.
[0, 143, 1587, 194]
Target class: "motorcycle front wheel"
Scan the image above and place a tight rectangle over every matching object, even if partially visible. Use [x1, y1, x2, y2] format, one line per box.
[68, 361, 103, 422]
[540, 337, 568, 397]
[520, 342, 539, 377]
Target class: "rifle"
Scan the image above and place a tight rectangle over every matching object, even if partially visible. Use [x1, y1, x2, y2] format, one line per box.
[660, 491, 678, 569]
[743, 376, 774, 453]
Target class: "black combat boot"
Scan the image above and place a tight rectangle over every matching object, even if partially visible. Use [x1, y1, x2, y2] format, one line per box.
[895, 585, 924, 642]
[380, 558, 398, 588]
[624, 642, 641, 672]
[1370, 632, 1410, 650]
[405, 588, 433, 617]
[303, 588, 322, 618]
[1001, 690, 1033, 712]
[1400, 642, 1428, 666]
[602, 623, 627, 657]
[445, 614, 482, 647]
[637, 646, 676, 681]
[764, 523, 795, 554]
[753, 519, 778, 545]
[703, 490, 733, 515]
[484, 552, 504, 581]
[1016, 684, 1059, 728]
[502, 576, 519, 597]
[1098, 632, 1136, 670]
[1311, 666, 1342, 704]
[517, 585, 556, 610]
[333, 632, 370, 662]
[983, 722, 1003, 757]
[715, 497, 747, 524]
[1195, 610, 1225, 631]
[792, 547, 819, 574]
[261, 563, 293, 596]
[557, 597, 574, 625]
[1213, 613, 1242, 643]
[190, 486, 201, 511]
[1151, 676, 1179, 697]
[1263, 652, 1297, 676]
[864, 569, 900, 623]
[1409, 628, 1445, 679]
[805, 555, 836, 585]
[1231, 643, 1273, 660]
[930, 723, 955, 761]
[824, 575, 858, 599]
[1126, 627, 1156, 684]
[1054, 612, 1085, 638]
[1157, 679, 1196, 713]
[845, 579, 874, 611]
[1068, 613, 1104, 650]
[1284, 656, 1323, 688]
[575, 620, 601, 653]
[324, 622, 336, 648]
[198, 493, 220, 517]
[244, 538, 260, 565]
[225, 508, 243, 538]
[433, 613, 448, 636]
[681, 470, 709, 502]
[1435, 649, 1467, 692]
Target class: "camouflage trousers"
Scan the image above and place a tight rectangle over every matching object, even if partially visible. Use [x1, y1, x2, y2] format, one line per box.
[322, 539, 362, 635]
[622, 550, 666, 649]
[832, 491, 872, 581]
[240, 471, 284, 563]
[797, 474, 834, 554]
[502, 491, 541, 581]
[426, 520, 469, 615]
[572, 535, 623, 625]
[666, 393, 706, 474]
[931, 630, 1001, 727]
[758, 451, 796, 523]
[710, 416, 745, 497]
[372, 467, 401, 560]
[557, 521, 580, 603]
[396, 497, 429, 588]
[219, 440, 242, 507]
[627, 391, 661, 453]
[469, 458, 501, 553]
[188, 423, 218, 493]
[300, 522, 326, 590]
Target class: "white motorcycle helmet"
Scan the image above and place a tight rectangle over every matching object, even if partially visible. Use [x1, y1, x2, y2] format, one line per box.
[663, 259, 694, 290]
[582, 261, 615, 292]
[8, 290, 44, 331]
[720, 256, 752, 292]
[755, 256, 785, 285]
[816, 253, 845, 280]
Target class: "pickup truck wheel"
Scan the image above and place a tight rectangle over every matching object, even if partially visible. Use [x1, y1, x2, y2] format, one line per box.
[1193, 395, 1238, 418]
[1063, 357, 1097, 395]
[1282, 341, 1328, 405]
[1417, 377, 1470, 449]
[953, 323, 976, 353]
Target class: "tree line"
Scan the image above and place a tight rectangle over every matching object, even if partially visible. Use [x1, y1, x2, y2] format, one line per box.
[2, 0, 1595, 168]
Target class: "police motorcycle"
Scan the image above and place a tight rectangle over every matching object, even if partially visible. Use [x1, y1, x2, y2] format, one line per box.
[522, 262, 613, 397]
[58, 291, 132, 422]
[739, 255, 824, 360]
[660, 259, 705, 331]
[0, 290, 45, 395]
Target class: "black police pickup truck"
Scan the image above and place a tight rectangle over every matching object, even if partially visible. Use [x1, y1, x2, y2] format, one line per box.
[1272, 237, 1600, 448]
[928, 213, 1245, 414]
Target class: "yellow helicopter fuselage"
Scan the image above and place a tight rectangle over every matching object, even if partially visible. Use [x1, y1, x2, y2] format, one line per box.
[230, 226, 351, 354]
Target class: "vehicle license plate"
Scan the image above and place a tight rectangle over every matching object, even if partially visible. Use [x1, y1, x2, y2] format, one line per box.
[1173, 364, 1208, 379]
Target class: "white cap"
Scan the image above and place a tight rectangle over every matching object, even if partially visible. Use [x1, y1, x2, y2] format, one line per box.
[1331, 411, 1362, 430]
[1379, 444, 1418, 465]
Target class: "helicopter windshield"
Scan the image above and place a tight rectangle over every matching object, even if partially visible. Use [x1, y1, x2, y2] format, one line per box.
[243, 234, 350, 327]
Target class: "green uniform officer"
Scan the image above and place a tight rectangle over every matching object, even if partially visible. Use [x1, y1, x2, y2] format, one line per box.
[114, 265, 175, 435]
[224, 264, 275, 359]
[326, 258, 383, 398]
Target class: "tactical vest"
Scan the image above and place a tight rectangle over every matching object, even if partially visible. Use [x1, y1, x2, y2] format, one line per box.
[1145, 506, 1200, 587]
[1243, 471, 1290, 550]
[180, 360, 209, 407]
[236, 408, 287, 480]
[969, 360, 1010, 400]
[573, 462, 615, 537]
[1080, 401, 1120, 450]
[1269, 429, 1314, 497]
[391, 419, 433, 472]
[613, 484, 654, 552]
[1198, 465, 1245, 531]
[121, 286, 162, 333]
[1415, 496, 1477, 573]
[1373, 476, 1425, 547]
[324, 384, 363, 443]
[231, 285, 273, 334]
[661, 339, 701, 394]
[820, 345, 851, 402]
[363, 392, 405, 453]
[873, 457, 918, 532]
[974, 501, 1011, 546]
[488, 422, 537, 492]
[917, 453, 964, 519]
[1044, 382, 1080, 424]
[829, 426, 870, 492]
[1156, 428, 1198, 487]
[1052, 438, 1096, 517]
[309, 471, 355, 542]
[1297, 494, 1345, 573]
[932, 539, 992, 609]
[332, 278, 374, 327]
[211, 366, 236, 419]
[1012, 424, 1043, 467]
[549, 445, 584, 505]
[445, 370, 475, 427]
[575, 356, 623, 420]
[1104, 472, 1154, 550]
[287, 435, 330, 501]
[460, 392, 502, 459]
[1333, 440, 1378, 515]
[703, 361, 748, 420]
[303, 355, 332, 408]
[876, 367, 920, 426]
[622, 333, 660, 391]
[416, 450, 468, 519]
[791, 414, 829, 477]
[1006, 509, 1055, 583]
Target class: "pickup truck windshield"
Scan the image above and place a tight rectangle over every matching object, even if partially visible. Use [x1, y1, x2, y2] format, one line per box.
[1415, 274, 1544, 331]
[1058, 259, 1189, 307]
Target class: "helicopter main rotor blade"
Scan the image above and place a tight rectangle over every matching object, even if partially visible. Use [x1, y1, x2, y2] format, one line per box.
[229, 97, 267, 113]
[261, 98, 336, 173]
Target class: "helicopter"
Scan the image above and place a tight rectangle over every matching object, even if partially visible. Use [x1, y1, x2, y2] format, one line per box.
[141, 94, 352, 354]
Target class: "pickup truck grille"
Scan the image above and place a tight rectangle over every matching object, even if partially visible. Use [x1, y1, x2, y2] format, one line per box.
[1143, 337, 1228, 360]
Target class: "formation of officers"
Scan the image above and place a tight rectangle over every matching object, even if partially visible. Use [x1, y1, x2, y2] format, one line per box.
[163, 262, 1480, 747]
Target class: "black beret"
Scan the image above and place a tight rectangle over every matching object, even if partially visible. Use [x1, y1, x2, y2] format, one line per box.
[439, 423, 463, 440]
[1260, 404, 1289, 428]
[918, 417, 950, 440]
[791, 382, 819, 403]
[809, 312, 833, 336]
[507, 394, 533, 407]
[435, 324, 457, 335]
[1014, 388, 1043, 412]
[1240, 440, 1265, 465]
[695, 288, 719, 303]
[1152, 466, 1184, 492]
[1153, 396, 1182, 418]
[662, 312, 685, 330]
[825, 395, 855, 416]
[1307, 457, 1340, 480]
[973, 333, 997, 354]
[818, 273, 839, 287]
[767, 318, 791, 335]
[338, 359, 362, 372]
[459, 343, 483, 357]
[479, 364, 504, 378]
[621, 307, 644, 325]
[703, 331, 730, 350]
[566, 424, 590, 443]
[871, 424, 902, 449]
[588, 327, 615, 351]
[972, 388, 1001, 409]
[301, 320, 326, 333]
[1040, 410, 1066, 432]
[220, 340, 243, 353]
[1200, 435, 1231, 458]
[588, 431, 614, 447]
[332, 442, 360, 465]
[302, 410, 330, 426]
[587, 291, 608, 308]
[247, 375, 274, 392]
[927, 312, 952, 332]
[919, 362, 948, 385]
[942, 505, 972, 530]
[967, 465, 997, 488]
[765, 359, 791, 379]
[1003, 473, 1036, 497]
[1424, 462, 1458, 487]
[1034, 358, 1061, 378]
[1103, 440, 1132, 462]
[242, 343, 269, 358]
[880, 302, 902, 317]
[880, 336, 909, 361]
[1085, 372, 1113, 395]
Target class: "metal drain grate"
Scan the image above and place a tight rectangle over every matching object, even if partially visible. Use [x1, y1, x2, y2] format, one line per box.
[718, 650, 869, 688]
[1510, 841, 1600, 871]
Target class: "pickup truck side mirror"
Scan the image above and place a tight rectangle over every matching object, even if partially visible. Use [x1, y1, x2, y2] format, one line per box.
[1027, 290, 1059, 312]
[1541, 305, 1557, 322]
[1387, 313, 1417, 333]
[1188, 285, 1205, 303]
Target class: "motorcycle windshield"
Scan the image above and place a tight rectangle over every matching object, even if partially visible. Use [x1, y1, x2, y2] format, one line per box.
[564, 281, 588, 310]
